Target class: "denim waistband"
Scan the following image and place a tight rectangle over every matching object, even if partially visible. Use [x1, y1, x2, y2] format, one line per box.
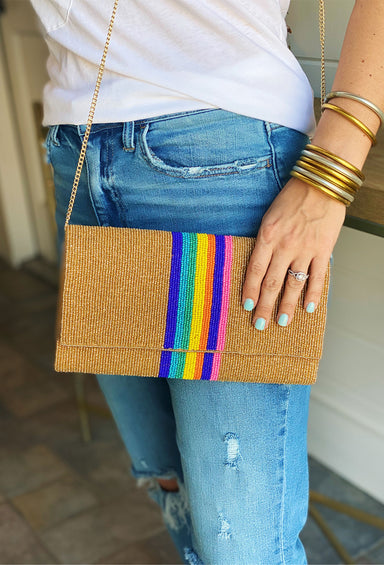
[76, 108, 218, 137]
[48, 108, 286, 156]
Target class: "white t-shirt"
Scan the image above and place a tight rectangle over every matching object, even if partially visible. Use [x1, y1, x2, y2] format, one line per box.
[31, 0, 316, 136]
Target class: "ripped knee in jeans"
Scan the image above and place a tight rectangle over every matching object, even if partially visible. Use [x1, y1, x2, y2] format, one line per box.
[136, 473, 190, 533]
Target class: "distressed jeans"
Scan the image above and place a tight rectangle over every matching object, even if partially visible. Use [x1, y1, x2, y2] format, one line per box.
[48, 109, 313, 565]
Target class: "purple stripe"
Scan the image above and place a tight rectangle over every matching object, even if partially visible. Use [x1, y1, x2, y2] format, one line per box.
[200, 352, 215, 380]
[158, 351, 173, 379]
[206, 235, 225, 351]
[158, 232, 183, 378]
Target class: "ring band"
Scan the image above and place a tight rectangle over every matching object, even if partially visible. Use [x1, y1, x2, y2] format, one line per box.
[288, 269, 309, 282]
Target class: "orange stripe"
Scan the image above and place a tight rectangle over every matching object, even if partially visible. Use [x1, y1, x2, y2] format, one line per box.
[193, 352, 204, 380]
[193, 234, 216, 379]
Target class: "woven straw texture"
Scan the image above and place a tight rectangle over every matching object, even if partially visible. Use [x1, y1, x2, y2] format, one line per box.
[55, 224, 330, 384]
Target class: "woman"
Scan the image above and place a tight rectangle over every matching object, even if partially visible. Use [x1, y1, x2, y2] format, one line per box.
[32, 1, 383, 563]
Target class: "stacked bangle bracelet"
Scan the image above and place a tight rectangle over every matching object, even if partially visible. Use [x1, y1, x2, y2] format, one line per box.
[290, 143, 364, 207]
[289, 90, 384, 207]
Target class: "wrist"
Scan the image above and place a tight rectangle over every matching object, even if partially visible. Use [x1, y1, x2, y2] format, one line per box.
[310, 99, 379, 170]
[284, 176, 347, 214]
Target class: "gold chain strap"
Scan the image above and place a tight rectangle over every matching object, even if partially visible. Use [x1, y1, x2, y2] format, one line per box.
[319, 0, 326, 107]
[65, 0, 326, 226]
[65, 0, 119, 226]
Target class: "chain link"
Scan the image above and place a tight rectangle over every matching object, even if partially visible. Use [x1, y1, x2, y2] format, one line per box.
[319, 0, 326, 107]
[65, 0, 119, 226]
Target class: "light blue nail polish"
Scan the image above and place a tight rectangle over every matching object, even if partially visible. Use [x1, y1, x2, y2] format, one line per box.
[255, 317, 266, 331]
[243, 299, 255, 311]
[278, 313, 289, 327]
[306, 302, 315, 313]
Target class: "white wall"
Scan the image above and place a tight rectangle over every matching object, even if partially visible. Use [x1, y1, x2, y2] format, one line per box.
[287, 0, 354, 97]
[309, 228, 384, 502]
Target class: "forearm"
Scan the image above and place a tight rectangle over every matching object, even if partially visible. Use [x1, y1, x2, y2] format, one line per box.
[242, 1, 384, 324]
[310, 0, 384, 170]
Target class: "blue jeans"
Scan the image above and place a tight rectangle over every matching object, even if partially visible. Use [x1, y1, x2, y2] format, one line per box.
[47, 109, 312, 565]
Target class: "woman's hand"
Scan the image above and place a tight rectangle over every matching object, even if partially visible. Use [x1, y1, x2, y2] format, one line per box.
[242, 177, 346, 329]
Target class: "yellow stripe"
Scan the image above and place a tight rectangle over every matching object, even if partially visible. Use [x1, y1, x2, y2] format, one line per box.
[182, 352, 197, 380]
[182, 233, 209, 379]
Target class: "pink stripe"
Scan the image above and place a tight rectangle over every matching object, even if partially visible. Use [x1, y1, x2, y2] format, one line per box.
[210, 353, 222, 382]
[210, 236, 233, 381]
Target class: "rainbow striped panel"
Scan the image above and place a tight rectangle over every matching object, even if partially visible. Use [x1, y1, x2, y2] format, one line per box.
[158, 232, 233, 380]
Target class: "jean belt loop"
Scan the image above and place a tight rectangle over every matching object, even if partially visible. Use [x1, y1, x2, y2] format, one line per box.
[76, 124, 88, 138]
[48, 124, 60, 146]
[122, 121, 135, 152]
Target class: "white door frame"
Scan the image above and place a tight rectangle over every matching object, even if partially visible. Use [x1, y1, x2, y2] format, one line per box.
[0, 0, 57, 265]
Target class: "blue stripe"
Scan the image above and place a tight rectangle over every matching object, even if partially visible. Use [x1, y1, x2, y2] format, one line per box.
[158, 232, 183, 378]
[200, 352, 215, 380]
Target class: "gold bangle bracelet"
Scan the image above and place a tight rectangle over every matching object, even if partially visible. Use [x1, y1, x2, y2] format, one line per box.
[325, 91, 384, 127]
[301, 149, 363, 186]
[321, 103, 377, 146]
[298, 156, 359, 192]
[306, 144, 365, 180]
[292, 165, 354, 203]
[296, 158, 359, 194]
[290, 170, 351, 206]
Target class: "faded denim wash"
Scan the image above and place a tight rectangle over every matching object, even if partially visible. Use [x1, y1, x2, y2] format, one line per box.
[47, 108, 317, 565]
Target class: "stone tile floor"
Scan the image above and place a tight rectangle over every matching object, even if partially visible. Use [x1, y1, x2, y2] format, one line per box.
[0, 256, 384, 565]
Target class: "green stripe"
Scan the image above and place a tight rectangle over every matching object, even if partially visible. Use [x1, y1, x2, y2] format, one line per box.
[175, 233, 197, 378]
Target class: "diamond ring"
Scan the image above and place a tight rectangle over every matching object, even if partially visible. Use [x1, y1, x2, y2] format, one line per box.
[288, 269, 309, 282]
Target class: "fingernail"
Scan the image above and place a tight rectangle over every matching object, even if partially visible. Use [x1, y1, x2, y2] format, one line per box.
[278, 313, 289, 327]
[243, 298, 255, 311]
[306, 302, 315, 313]
[255, 317, 266, 331]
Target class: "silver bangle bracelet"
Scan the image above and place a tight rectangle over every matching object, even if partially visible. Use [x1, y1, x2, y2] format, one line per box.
[325, 91, 384, 127]
[292, 165, 355, 203]
[301, 149, 363, 187]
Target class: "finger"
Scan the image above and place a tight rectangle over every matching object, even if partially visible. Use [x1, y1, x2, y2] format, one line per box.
[303, 256, 330, 313]
[276, 259, 312, 326]
[251, 256, 290, 330]
[241, 243, 272, 312]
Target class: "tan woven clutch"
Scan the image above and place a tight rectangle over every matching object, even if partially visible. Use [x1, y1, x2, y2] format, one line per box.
[54, 0, 330, 384]
[55, 224, 330, 384]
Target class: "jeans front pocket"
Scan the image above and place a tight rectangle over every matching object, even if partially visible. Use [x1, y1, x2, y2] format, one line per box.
[138, 110, 273, 179]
